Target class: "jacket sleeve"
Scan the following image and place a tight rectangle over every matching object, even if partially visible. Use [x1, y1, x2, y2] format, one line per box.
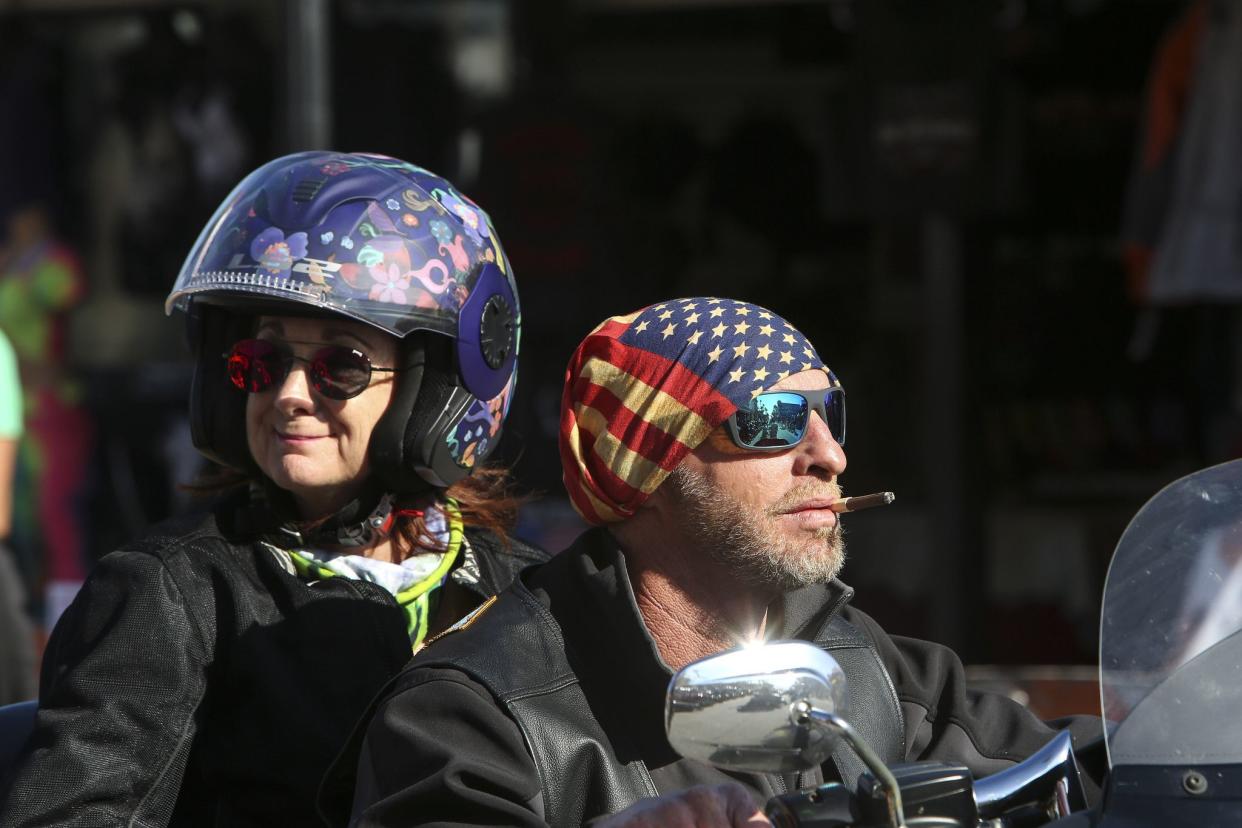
[841, 606, 1102, 779]
[349, 667, 548, 828]
[0, 547, 214, 827]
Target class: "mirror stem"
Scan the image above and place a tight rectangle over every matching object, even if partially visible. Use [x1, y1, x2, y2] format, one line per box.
[792, 702, 908, 828]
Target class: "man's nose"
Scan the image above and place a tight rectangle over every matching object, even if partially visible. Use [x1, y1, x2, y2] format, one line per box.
[792, 411, 847, 477]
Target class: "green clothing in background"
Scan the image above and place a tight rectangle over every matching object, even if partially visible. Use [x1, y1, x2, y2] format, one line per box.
[0, 329, 21, 438]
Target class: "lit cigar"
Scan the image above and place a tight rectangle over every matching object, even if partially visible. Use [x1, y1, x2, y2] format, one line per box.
[831, 492, 895, 513]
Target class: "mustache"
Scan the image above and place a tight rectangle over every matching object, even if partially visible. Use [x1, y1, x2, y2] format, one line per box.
[766, 480, 843, 515]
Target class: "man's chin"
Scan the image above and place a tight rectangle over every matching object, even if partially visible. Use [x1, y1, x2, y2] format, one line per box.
[764, 532, 846, 588]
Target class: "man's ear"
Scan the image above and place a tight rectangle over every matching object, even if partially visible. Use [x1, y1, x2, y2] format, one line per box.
[641, 468, 683, 518]
[608, 468, 679, 551]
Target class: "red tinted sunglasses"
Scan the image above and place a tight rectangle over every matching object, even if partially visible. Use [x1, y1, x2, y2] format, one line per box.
[225, 338, 398, 400]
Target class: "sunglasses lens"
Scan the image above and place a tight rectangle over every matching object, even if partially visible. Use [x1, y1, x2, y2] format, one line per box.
[734, 392, 810, 448]
[824, 388, 846, 447]
[226, 340, 379, 400]
[311, 346, 372, 400]
[227, 339, 281, 393]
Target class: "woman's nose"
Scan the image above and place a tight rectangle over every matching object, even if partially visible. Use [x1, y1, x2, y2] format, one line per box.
[272, 360, 316, 416]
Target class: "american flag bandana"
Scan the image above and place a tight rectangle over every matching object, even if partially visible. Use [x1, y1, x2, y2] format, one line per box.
[559, 297, 840, 525]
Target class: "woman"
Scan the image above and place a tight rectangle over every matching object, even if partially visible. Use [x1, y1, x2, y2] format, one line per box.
[0, 152, 543, 827]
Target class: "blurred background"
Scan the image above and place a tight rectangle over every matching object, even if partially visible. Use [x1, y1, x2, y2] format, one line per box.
[1, 0, 1239, 714]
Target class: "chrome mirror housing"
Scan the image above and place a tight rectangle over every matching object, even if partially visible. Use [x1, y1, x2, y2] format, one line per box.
[664, 641, 848, 773]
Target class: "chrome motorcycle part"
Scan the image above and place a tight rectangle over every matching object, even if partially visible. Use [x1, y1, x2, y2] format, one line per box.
[665, 641, 848, 774]
[666, 641, 909, 827]
[974, 730, 1087, 823]
[791, 703, 908, 828]
[1182, 771, 1208, 796]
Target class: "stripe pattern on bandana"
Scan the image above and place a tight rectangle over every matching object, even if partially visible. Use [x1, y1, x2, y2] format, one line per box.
[560, 297, 835, 525]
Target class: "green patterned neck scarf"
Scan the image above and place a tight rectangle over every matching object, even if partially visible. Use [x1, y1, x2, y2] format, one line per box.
[280, 499, 464, 649]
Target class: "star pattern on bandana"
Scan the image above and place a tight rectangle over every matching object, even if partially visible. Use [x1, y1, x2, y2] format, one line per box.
[617, 297, 836, 403]
[565, 296, 845, 528]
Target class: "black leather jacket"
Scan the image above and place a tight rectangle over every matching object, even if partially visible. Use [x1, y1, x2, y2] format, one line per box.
[342, 528, 1103, 827]
[0, 498, 546, 828]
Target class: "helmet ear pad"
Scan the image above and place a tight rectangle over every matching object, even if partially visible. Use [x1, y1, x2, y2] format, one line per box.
[369, 333, 431, 494]
[187, 303, 259, 474]
[369, 334, 500, 493]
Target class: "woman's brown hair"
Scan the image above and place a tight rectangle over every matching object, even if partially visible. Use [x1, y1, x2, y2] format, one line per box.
[390, 464, 525, 560]
[187, 463, 526, 562]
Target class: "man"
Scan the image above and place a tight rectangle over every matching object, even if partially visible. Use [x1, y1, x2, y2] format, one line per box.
[339, 298, 1099, 827]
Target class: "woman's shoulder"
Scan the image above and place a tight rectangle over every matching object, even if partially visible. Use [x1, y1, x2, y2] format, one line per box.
[84, 507, 285, 631]
[110, 500, 265, 575]
[59, 511, 250, 645]
[120, 508, 225, 553]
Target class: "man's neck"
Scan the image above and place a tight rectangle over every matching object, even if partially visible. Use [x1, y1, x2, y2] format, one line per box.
[618, 535, 778, 672]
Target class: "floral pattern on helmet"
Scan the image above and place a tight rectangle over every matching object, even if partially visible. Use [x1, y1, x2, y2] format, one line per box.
[446, 374, 515, 469]
[167, 151, 523, 486]
[249, 228, 309, 278]
[171, 151, 516, 339]
[433, 189, 490, 247]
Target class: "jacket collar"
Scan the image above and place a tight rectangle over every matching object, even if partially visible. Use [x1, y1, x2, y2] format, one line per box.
[539, 527, 855, 767]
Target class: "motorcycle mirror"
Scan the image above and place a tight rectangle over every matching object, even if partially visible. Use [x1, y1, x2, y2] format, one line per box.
[664, 641, 848, 773]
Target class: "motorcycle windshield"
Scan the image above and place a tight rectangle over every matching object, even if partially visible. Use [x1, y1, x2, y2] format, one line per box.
[1099, 459, 1242, 768]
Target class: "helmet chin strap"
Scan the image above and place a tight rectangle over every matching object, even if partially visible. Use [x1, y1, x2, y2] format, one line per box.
[279, 493, 398, 549]
[250, 478, 405, 550]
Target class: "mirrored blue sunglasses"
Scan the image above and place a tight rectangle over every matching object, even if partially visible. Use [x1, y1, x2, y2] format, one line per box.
[723, 389, 846, 451]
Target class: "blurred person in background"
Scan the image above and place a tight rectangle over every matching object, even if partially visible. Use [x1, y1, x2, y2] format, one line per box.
[0, 33, 94, 634]
[0, 152, 544, 827]
[0, 327, 37, 704]
[0, 200, 93, 635]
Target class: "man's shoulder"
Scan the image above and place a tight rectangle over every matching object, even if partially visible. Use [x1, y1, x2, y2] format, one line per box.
[395, 529, 605, 698]
[463, 527, 549, 567]
[410, 577, 573, 697]
[462, 526, 551, 594]
[416, 580, 543, 657]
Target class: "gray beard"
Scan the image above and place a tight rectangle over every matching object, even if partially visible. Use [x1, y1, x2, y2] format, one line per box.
[666, 466, 846, 591]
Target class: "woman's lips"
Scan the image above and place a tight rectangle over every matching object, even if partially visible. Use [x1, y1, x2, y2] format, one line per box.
[277, 430, 328, 443]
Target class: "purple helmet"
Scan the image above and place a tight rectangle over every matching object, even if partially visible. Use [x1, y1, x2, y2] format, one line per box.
[166, 151, 520, 491]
